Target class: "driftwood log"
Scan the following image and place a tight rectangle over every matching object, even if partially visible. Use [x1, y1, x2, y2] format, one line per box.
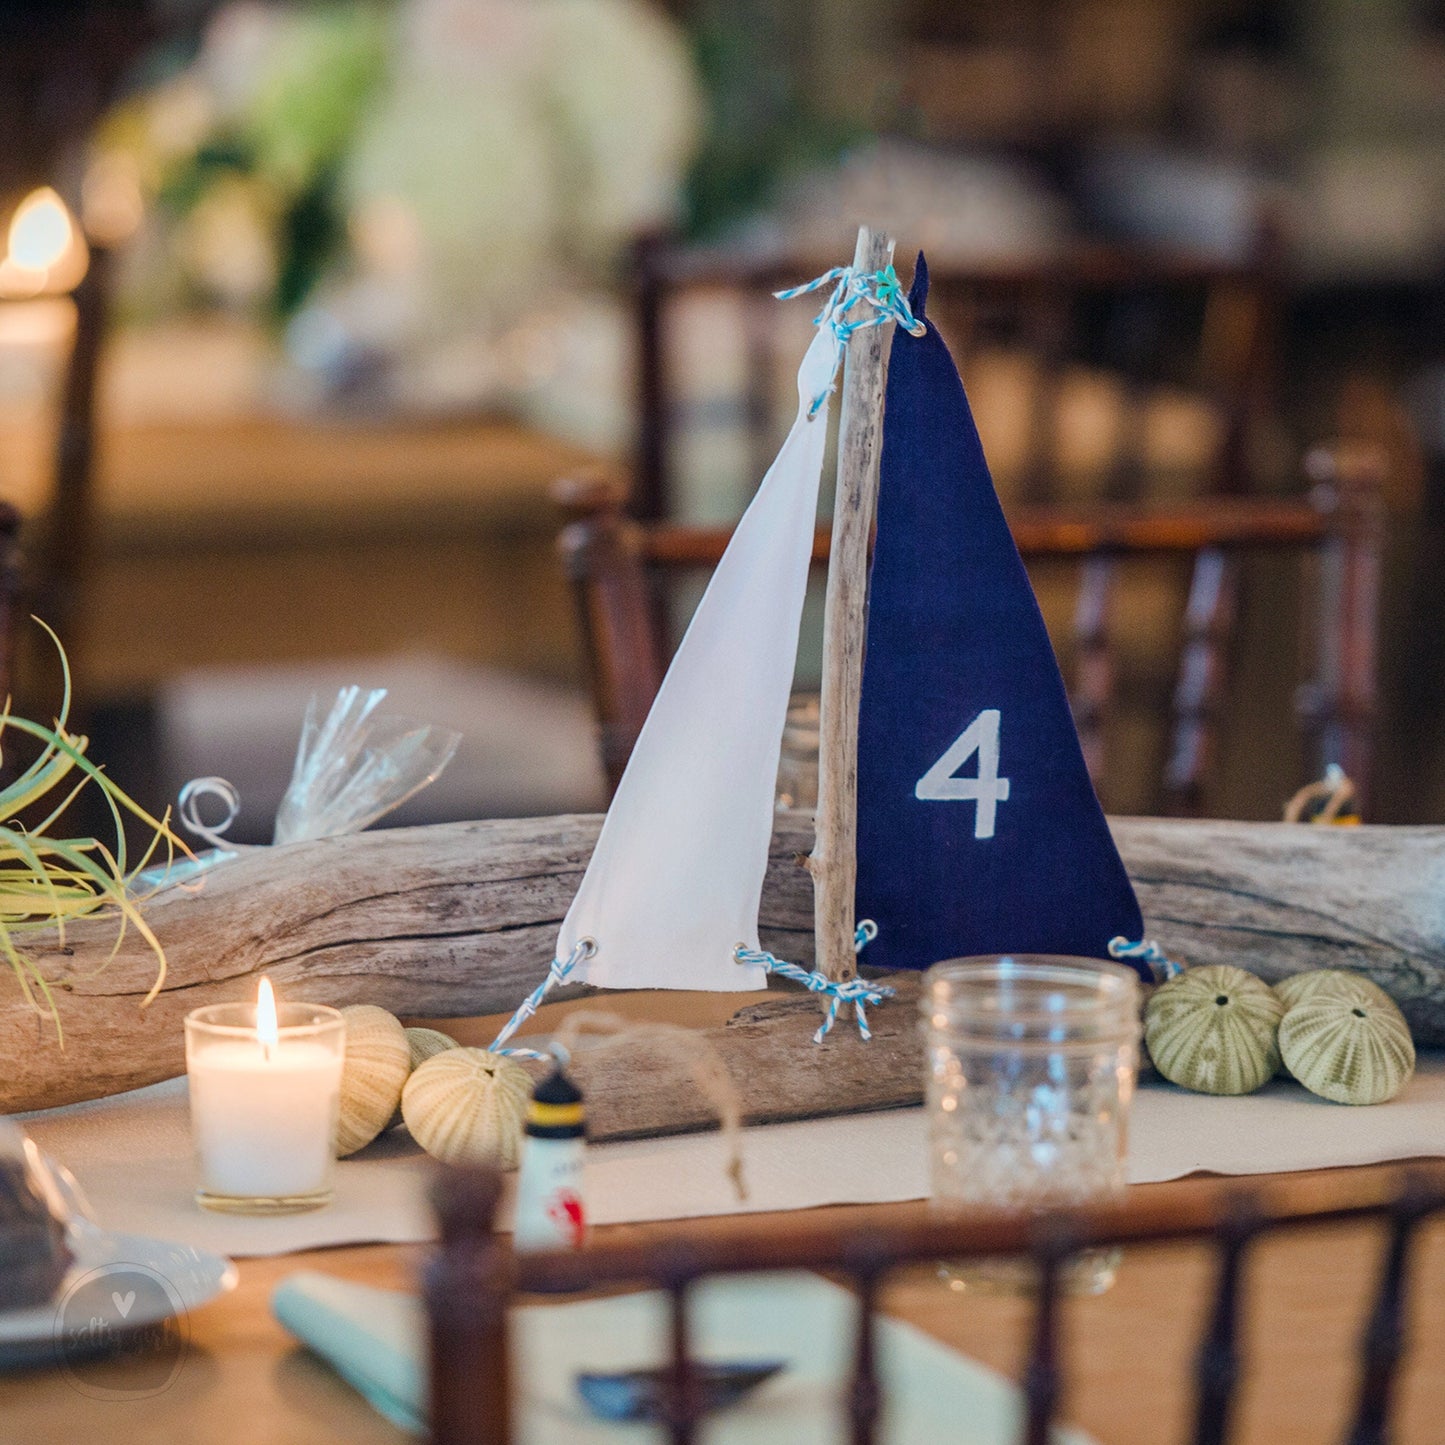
[5, 815, 1445, 1139]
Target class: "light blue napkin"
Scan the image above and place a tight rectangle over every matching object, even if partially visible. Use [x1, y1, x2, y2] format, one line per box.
[272, 1272, 427, 1433]
[273, 1269, 1097, 1443]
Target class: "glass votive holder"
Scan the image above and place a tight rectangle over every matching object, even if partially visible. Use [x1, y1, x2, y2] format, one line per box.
[921, 955, 1140, 1296]
[185, 1001, 345, 1215]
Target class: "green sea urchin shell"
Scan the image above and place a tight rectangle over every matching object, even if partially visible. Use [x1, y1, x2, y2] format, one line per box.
[1144, 965, 1283, 1095]
[402, 1048, 531, 1168]
[337, 1005, 411, 1156]
[405, 1026, 459, 1070]
[1278, 979, 1415, 1105]
[1274, 970, 1393, 1013]
[1273, 972, 1399, 1078]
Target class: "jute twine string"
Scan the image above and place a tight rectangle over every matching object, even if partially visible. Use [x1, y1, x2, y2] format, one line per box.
[549, 1009, 748, 1202]
[1284, 764, 1357, 824]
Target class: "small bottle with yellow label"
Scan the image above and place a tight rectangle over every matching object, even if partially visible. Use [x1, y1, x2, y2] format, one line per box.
[513, 1063, 587, 1251]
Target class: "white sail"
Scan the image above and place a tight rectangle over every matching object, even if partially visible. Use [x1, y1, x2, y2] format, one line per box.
[555, 319, 845, 991]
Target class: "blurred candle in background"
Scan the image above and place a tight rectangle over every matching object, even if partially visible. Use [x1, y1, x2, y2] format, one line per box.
[0, 188, 89, 300]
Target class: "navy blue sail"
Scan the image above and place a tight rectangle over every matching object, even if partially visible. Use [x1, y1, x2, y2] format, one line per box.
[855, 255, 1144, 973]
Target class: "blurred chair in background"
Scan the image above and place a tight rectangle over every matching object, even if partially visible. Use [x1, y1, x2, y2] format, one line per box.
[629, 229, 1284, 524]
[554, 443, 1382, 818]
[610, 226, 1389, 820]
[0, 2, 218, 704]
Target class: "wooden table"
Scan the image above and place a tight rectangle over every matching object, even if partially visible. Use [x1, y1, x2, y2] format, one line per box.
[0, 392, 612, 696]
[1, 1168, 1443, 1442]
[3, 997, 1444, 1442]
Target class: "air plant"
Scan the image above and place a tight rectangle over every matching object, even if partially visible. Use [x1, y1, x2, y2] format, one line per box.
[0, 625, 187, 1040]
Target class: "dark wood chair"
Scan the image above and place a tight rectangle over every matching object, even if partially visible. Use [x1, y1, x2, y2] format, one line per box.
[0, 3, 219, 706]
[425, 1160, 1445, 1445]
[553, 445, 1383, 817]
[0, 501, 26, 701]
[629, 231, 1282, 523]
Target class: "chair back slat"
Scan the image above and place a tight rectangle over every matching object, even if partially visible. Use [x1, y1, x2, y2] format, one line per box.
[1204, 222, 1284, 496]
[1100, 285, 1162, 503]
[0, 501, 25, 705]
[555, 475, 667, 795]
[1017, 280, 1069, 507]
[1343, 1183, 1432, 1445]
[631, 232, 670, 523]
[1163, 548, 1239, 816]
[1021, 1233, 1065, 1445]
[743, 289, 782, 492]
[1191, 1205, 1258, 1445]
[847, 1267, 883, 1445]
[665, 1275, 699, 1445]
[1298, 446, 1384, 815]
[32, 242, 114, 685]
[1070, 553, 1118, 781]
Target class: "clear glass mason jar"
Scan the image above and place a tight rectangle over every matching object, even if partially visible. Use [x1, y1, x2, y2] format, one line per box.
[921, 955, 1141, 1295]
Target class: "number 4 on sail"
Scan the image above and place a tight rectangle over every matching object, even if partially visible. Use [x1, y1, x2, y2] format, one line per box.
[913, 709, 1011, 839]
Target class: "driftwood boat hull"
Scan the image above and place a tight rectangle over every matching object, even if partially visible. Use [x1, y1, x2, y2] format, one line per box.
[4, 814, 1443, 1132]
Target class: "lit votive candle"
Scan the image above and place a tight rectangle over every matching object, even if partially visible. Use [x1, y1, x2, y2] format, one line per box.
[185, 979, 344, 1215]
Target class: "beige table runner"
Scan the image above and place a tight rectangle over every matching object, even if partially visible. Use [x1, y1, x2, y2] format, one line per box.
[17, 1056, 1445, 1258]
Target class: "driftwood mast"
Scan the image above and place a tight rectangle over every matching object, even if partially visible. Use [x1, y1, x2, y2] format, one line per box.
[808, 224, 895, 985]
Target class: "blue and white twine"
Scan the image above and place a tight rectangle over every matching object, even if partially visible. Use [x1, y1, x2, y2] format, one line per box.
[1108, 935, 1183, 982]
[488, 936, 596, 1060]
[775, 264, 928, 417]
[735, 920, 893, 1043]
[490, 921, 896, 1058]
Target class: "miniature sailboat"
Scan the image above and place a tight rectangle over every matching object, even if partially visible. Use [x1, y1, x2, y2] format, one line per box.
[494, 240, 1159, 1055]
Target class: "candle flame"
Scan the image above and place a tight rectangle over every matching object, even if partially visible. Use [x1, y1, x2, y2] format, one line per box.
[257, 976, 278, 1057]
[0, 188, 89, 299]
